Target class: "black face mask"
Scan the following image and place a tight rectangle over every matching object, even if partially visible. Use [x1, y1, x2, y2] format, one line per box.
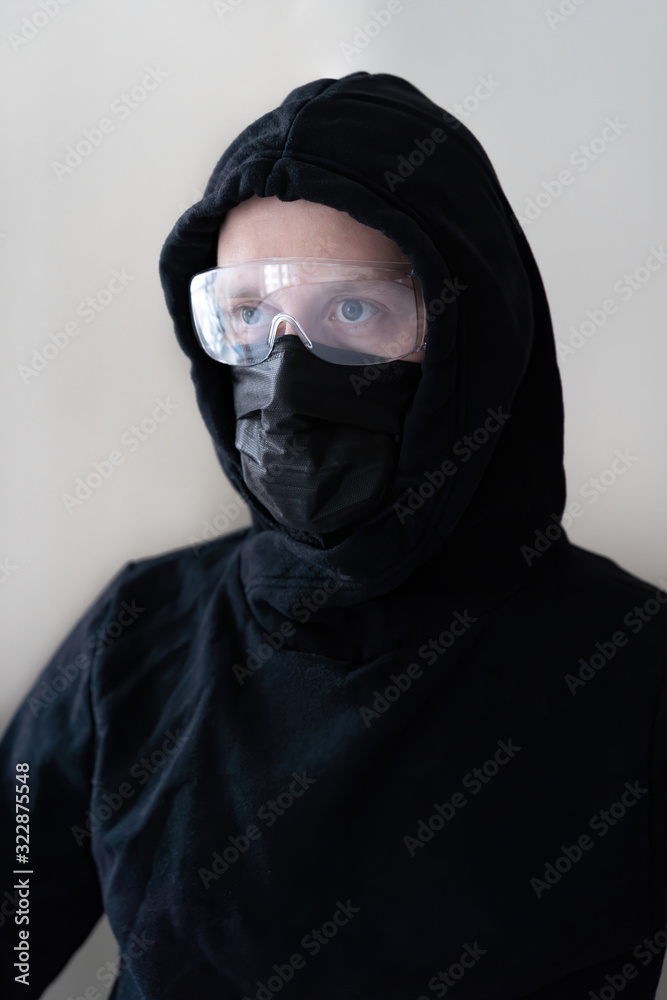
[231, 335, 422, 536]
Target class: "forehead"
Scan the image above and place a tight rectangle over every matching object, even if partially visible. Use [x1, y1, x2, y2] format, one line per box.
[216, 195, 407, 266]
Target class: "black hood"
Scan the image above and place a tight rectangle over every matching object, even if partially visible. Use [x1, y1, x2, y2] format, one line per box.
[159, 71, 566, 613]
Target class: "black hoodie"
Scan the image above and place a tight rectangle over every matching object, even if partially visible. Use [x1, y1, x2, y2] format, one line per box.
[2, 71, 667, 1000]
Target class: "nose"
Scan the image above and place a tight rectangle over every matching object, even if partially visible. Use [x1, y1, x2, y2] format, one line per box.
[273, 316, 300, 337]
[270, 313, 313, 350]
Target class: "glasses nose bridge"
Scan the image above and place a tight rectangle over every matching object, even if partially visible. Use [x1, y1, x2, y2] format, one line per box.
[269, 311, 313, 352]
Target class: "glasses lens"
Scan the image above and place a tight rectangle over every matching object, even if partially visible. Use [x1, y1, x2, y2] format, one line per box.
[190, 271, 273, 365]
[190, 260, 424, 365]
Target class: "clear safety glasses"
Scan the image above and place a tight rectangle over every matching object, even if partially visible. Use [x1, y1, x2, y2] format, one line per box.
[189, 258, 427, 366]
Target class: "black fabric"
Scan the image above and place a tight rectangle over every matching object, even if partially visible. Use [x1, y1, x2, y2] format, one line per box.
[1, 71, 666, 1000]
[231, 334, 423, 537]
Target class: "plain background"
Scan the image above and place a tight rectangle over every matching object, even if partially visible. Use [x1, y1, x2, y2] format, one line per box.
[2, 0, 666, 995]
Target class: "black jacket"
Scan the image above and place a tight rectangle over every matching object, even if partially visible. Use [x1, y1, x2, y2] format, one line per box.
[2, 71, 667, 1000]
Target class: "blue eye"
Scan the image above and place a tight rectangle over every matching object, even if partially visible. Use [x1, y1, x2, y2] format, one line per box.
[240, 305, 263, 326]
[335, 299, 377, 323]
[228, 302, 273, 343]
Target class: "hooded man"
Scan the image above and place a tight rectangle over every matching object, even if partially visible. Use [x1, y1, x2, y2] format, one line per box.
[1, 71, 666, 1000]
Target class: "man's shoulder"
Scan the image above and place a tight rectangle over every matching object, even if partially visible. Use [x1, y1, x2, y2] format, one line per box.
[562, 541, 665, 603]
[101, 526, 250, 620]
[121, 525, 249, 577]
[543, 540, 667, 661]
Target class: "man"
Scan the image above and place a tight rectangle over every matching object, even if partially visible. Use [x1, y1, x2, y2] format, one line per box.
[1, 71, 666, 999]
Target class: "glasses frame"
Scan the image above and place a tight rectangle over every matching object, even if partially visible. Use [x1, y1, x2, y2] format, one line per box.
[189, 257, 428, 367]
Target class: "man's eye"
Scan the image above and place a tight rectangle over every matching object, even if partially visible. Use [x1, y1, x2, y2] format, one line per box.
[228, 302, 270, 328]
[240, 305, 263, 326]
[333, 299, 378, 324]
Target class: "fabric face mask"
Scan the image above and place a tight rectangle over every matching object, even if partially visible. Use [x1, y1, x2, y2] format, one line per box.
[231, 335, 422, 535]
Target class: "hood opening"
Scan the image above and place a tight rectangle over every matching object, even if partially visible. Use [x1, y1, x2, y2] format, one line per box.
[159, 71, 566, 611]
